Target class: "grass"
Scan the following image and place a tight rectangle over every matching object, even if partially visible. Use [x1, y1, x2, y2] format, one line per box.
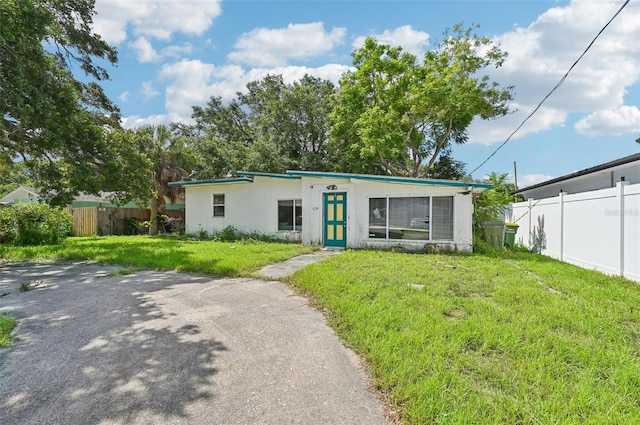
[4, 236, 639, 422]
[0, 315, 17, 347]
[289, 249, 640, 424]
[0, 235, 314, 277]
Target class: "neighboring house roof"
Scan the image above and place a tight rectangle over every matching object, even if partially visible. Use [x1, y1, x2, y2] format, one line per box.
[0, 186, 40, 205]
[0, 186, 185, 208]
[513, 152, 640, 199]
[170, 171, 493, 190]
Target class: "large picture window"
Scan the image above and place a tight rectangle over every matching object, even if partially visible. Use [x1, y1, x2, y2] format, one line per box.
[368, 196, 453, 241]
[278, 200, 302, 231]
[212, 194, 225, 217]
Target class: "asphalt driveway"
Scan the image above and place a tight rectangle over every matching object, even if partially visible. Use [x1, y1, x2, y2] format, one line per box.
[0, 262, 389, 425]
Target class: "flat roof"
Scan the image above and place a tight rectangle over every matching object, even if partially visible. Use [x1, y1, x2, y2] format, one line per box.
[237, 171, 299, 179]
[169, 171, 492, 189]
[285, 170, 492, 189]
[168, 177, 253, 187]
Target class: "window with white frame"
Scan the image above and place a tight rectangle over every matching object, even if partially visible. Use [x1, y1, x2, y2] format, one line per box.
[368, 196, 453, 240]
[212, 194, 225, 217]
[278, 199, 302, 231]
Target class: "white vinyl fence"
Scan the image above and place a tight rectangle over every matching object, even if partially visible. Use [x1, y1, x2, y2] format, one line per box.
[506, 181, 640, 283]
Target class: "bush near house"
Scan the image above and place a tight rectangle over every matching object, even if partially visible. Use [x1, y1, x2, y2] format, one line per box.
[0, 203, 72, 246]
[473, 172, 514, 227]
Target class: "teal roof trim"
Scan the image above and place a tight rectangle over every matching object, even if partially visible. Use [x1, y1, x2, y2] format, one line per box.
[285, 170, 492, 189]
[237, 171, 299, 180]
[168, 177, 253, 187]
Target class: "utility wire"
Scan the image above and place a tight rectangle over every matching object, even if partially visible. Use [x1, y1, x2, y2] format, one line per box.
[469, 0, 632, 176]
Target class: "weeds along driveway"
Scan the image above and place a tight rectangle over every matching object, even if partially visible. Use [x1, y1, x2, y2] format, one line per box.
[0, 263, 388, 425]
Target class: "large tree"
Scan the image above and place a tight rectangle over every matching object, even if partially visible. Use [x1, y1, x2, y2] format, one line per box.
[329, 24, 513, 178]
[0, 161, 33, 198]
[189, 74, 337, 178]
[0, 0, 121, 204]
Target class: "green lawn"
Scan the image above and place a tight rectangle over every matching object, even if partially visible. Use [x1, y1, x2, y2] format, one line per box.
[0, 235, 314, 277]
[0, 315, 17, 347]
[4, 237, 639, 423]
[290, 249, 640, 424]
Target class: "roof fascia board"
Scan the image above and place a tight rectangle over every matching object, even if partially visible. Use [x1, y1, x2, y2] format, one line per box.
[168, 177, 253, 187]
[285, 170, 492, 189]
[237, 171, 299, 180]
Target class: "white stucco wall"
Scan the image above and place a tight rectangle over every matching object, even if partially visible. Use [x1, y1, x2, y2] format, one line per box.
[300, 177, 474, 252]
[183, 175, 475, 251]
[184, 177, 303, 240]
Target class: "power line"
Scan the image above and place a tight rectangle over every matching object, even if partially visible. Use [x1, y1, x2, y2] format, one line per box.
[469, 0, 632, 177]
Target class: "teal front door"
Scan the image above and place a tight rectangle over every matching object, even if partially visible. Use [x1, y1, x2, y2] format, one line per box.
[323, 192, 346, 248]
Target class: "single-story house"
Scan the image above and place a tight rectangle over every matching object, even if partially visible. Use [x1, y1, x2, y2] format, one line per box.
[513, 152, 640, 200]
[169, 171, 492, 252]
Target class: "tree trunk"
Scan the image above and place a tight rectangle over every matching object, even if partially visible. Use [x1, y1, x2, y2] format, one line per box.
[426, 119, 454, 171]
[149, 197, 159, 235]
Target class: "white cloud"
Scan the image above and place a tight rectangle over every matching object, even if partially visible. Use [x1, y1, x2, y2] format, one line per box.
[129, 37, 194, 63]
[228, 22, 346, 67]
[575, 105, 640, 136]
[518, 174, 556, 188]
[121, 114, 167, 130]
[468, 0, 640, 144]
[159, 59, 218, 123]
[468, 103, 567, 145]
[352, 25, 430, 56]
[129, 37, 158, 63]
[93, 0, 222, 44]
[157, 59, 351, 124]
[141, 82, 160, 99]
[161, 43, 194, 60]
[118, 91, 129, 102]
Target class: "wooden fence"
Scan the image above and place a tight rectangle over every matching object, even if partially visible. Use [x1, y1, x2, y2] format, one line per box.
[68, 207, 98, 237]
[67, 207, 185, 237]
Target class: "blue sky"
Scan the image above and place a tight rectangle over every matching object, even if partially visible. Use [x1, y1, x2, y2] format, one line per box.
[91, 0, 640, 186]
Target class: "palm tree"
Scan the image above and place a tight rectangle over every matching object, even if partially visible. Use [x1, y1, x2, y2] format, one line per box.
[139, 125, 193, 235]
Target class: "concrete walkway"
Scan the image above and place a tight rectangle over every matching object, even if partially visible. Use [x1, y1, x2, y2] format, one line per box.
[256, 249, 342, 280]
[0, 254, 389, 425]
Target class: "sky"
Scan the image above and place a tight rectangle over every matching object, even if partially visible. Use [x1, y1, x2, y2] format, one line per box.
[90, 0, 640, 187]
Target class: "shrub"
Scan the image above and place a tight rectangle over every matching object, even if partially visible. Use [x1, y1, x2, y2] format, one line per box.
[0, 208, 16, 244]
[3, 203, 72, 246]
[473, 172, 514, 226]
[215, 225, 238, 242]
